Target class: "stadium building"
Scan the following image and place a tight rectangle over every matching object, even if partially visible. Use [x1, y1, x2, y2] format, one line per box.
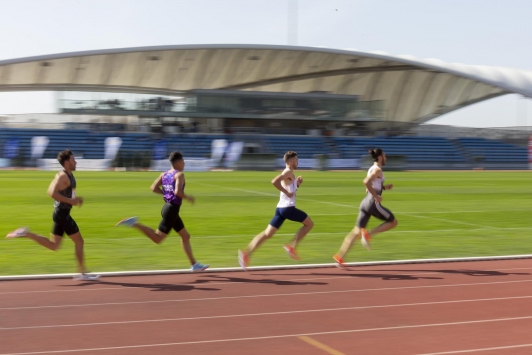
[1, 44, 531, 170]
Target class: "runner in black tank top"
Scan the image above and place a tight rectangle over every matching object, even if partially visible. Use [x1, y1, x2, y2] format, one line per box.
[6, 149, 99, 281]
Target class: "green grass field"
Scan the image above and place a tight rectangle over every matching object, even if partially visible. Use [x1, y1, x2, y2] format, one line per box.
[1, 170, 531, 276]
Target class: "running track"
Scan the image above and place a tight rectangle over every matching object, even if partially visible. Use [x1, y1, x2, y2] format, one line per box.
[1, 259, 532, 355]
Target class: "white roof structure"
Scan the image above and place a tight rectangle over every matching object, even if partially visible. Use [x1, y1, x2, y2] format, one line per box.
[1, 44, 532, 125]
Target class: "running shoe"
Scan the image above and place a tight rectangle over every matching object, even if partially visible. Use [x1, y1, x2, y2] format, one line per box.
[190, 262, 209, 272]
[238, 249, 250, 270]
[73, 273, 100, 281]
[361, 228, 371, 251]
[283, 245, 300, 260]
[333, 254, 348, 270]
[115, 217, 138, 227]
[6, 227, 29, 238]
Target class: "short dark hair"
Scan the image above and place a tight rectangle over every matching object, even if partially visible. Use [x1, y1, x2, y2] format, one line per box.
[57, 149, 74, 166]
[283, 151, 298, 163]
[368, 148, 384, 162]
[168, 151, 184, 163]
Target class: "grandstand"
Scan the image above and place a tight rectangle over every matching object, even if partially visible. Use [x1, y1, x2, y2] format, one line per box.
[1, 44, 531, 170]
[0, 126, 528, 170]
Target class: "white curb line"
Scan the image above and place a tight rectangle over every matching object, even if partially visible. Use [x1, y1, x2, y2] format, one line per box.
[1, 254, 532, 281]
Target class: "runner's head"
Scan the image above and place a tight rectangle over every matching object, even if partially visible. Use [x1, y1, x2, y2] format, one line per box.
[57, 149, 77, 171]
[169, 151, 185, 171]
[369, 148, 386, 166]
[284, 151, 298, 169]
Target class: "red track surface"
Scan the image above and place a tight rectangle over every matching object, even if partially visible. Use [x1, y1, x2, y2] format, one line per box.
[1, 259, 532, 355]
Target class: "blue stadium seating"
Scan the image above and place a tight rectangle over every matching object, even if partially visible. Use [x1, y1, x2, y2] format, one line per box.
[456, 137, 526, 163]
[333, 136, 467, 162]
[0, 128, 527, 166]
[263, 136, 331, 159]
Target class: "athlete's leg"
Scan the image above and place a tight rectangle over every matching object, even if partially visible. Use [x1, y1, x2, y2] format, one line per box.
[132, 223, 168, 244]
[368, 218, 398, 237]
[246, 224, 278, 255]
[21, 231, 63, 251]
[287, 216, 314, 249]
[67, 232, 87, 274]
[336, 226, 361, 259]
[176, 227, 196, 265]
[335, 205, 371, 260]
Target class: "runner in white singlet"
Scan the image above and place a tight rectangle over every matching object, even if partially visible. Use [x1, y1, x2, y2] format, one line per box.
[333, 148, 398, 269]
[238, 151, 314, 270]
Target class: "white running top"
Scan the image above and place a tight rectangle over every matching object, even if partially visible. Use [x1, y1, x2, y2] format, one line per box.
[368, 165, 385, 196]
[277, 168, 297, 208]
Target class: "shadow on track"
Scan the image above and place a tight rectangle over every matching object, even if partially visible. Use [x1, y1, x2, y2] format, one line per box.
[63, 279, 221, 292]
[193, 274, 328, 286]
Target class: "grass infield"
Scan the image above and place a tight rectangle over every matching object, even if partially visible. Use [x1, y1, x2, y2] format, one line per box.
[1, 170, 531, 276]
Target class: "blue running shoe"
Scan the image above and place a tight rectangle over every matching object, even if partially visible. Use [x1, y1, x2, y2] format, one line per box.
[115, 217, 138, 227]
[190, 262, 209, 272]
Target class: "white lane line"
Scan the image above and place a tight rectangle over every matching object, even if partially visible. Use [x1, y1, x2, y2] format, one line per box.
[2, 279, 532, 311]
[401, 212, 494, 229]
[3, 294, 532, 331]
[414, 343, 532, 354]
[3, 315, 532, 355]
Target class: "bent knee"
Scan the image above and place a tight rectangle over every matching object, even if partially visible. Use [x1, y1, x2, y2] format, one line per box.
[155, 230, 168, 244]
[303, 218, 314, 228]
[391, 219, 398, 228]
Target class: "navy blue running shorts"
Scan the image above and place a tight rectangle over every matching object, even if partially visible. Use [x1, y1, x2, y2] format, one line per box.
[269, 207, 308, 229]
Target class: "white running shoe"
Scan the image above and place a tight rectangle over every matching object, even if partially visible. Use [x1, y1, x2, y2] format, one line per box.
[6, 227, 29, 238]
[73, 273, 100, 281]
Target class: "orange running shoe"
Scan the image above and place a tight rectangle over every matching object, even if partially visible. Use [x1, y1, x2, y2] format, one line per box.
[333, 254, 348, 270]
[238, 249, 250, 270]
[361, 228, 371, 251]
[283, 245, 300, 260]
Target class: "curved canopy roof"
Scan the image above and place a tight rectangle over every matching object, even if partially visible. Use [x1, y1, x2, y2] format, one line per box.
[1, 44, 532, 125]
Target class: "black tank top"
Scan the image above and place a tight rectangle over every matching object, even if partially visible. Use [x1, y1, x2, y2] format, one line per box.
[54, 170, 76, 210]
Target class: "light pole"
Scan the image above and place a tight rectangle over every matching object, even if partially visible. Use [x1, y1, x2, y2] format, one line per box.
[288, 0, 298, 45]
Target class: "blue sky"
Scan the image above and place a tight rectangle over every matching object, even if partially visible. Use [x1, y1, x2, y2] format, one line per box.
[0, 0, 531, 127]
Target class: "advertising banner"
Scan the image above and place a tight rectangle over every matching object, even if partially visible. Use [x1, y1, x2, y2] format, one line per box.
[104, 137, 122, 160]
[31, 136, 49, 160]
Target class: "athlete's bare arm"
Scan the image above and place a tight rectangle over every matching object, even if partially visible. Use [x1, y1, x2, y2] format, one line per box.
[175, 172, 194, 204]
[150, 173, 164, 195]
[47, 172, 83, 206]
[363, 167, 382, 203]
[272, 170, 295, 198]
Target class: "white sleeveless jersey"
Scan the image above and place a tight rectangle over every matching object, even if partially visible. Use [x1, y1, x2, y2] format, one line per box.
[367, 165, 385, 196]
[277, 168, 297, 207]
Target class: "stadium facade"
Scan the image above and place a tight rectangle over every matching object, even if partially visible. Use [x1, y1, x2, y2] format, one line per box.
[1, 45, 531, 170]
